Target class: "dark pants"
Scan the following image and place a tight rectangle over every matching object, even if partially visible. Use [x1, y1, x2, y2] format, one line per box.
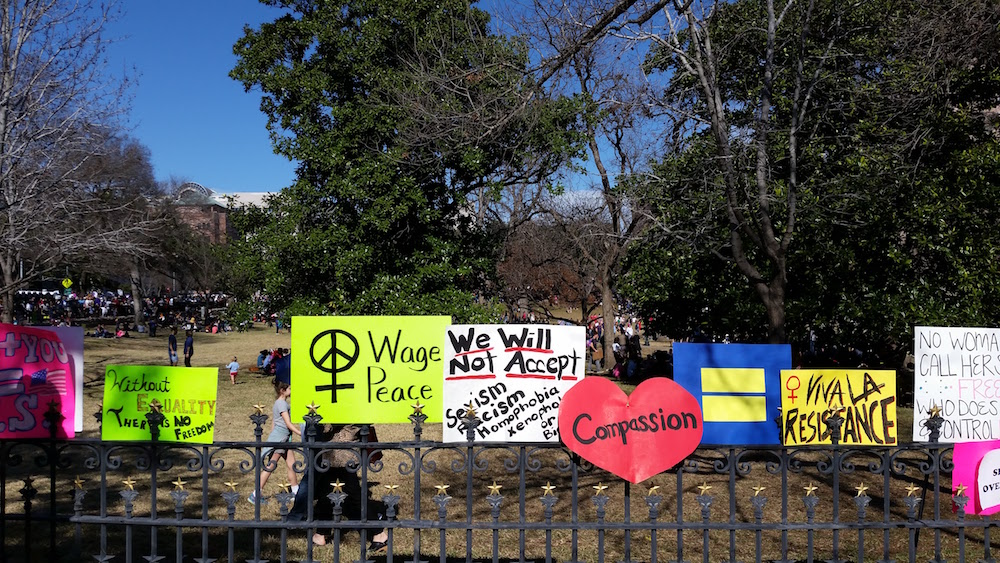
[287, 464, 386, 535]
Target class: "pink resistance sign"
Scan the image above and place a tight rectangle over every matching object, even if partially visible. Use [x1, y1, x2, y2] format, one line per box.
[0, 324, 76, 438]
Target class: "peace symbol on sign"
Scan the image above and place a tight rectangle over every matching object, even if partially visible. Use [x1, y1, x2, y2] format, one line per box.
[310, 329, 358, 402]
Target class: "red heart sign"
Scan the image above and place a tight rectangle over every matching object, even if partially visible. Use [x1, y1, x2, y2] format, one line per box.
[558, 377, 704, 483]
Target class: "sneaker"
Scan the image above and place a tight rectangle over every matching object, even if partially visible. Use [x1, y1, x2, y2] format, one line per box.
[248, 493, 257, 505]
[291, 485, 299, 494]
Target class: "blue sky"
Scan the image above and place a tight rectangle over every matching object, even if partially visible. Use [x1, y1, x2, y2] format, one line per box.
[106, 1, 296, 194]
[104, 1, 646, 196]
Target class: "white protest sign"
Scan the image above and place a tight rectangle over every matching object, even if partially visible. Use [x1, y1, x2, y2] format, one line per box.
[979, 449, 1000, 512]
[913, 326, 1000, 442]
[442, 324, 585, 442]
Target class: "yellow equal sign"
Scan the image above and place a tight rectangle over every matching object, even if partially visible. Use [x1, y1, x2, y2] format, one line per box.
[700, 368, 767, 422]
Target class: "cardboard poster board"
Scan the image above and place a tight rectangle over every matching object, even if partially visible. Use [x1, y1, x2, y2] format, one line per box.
[953, 439, 1000, 516]
[39, 326, 85, 432]
[442, 324, 585, 442]
[0, 324, 79, 438]
[672, 343, 789, 445]
[101, 365, 218, 443]
[291, 316, 451, 423]
[780, 369, 896, 446]
[558, 377, 703, 483]
[913, 326, 1000, 442]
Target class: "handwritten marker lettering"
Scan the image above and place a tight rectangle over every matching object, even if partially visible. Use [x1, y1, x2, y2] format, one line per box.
[443, 325, 585, 442]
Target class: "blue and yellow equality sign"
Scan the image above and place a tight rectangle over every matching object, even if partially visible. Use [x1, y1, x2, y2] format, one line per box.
[673, 343, 790, 445]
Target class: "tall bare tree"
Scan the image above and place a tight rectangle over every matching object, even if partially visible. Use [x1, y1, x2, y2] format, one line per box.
[506, 0, 655, 362]
[79, 135, 175, 327]
[0, 0, 156, 322]
[527, 0, 866, 343]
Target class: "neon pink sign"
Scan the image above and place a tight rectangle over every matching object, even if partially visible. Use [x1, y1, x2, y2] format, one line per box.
[0, 324, 76, 438]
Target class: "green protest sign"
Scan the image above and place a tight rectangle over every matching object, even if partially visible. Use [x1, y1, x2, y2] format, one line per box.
[101, 366, 218, 443]
[291, 316, 451, 423]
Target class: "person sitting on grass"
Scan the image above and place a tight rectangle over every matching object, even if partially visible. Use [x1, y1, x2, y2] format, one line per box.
[285, 424, 388, 553]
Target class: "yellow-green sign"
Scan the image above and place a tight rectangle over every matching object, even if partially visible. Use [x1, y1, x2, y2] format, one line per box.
[780, 369, 896, 446]
[101, 366, 218, 443]
[291, 316, 451, 423]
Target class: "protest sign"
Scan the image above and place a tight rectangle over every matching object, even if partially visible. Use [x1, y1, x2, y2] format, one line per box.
[101, 366, 218, 443]
[913, 326, 1000, 442]
[0, 323, 78, 438]
[291, 316, 451, 423]
[673, 343, 789, 445]
[442, 324, 585, 442]
[952, 440, 1000, 515]
[39, 326, 84, 432]
[780, 369, 896, 446]
[558, 377, 703, 483]
[979, 449, 1000, 513]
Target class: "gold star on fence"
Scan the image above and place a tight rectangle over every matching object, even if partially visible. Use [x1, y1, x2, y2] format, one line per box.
[905, 484, 921, 497]
[47, 399, 60, 410]
[224, 481, 239, 492]
[929, 404, 942, 418]
[279, 483, 290, 493]
[412, 401, 424, 415]
[542, 482, 556, 496]
[172, 478, 186, 491]
[74, 477, 86, 490]
[149, 399, 162, 414]
[487, 481, 503, 496]
[122, 477, 136, 491]
[955, 484, 968, 497]
[854, 483, 868, 497]
[803, 483, 818, 497]
[752, 486, 766, 497]
[593, 482, 609, 495]
[696, 483, 712, 495]
[306, 402, 320, 414]
[252, 404, 266, 415]
[331, 480, 345, 494]
[435, 484, 450, 495]
[647, 485, 661, 497]
[384, 484, 399, 493]
[464, 402, 477, 418]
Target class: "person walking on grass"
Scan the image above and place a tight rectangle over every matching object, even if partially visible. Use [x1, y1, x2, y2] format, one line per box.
[183, 330, 194, 367]
[226, 356, 240, 385]
[250, 381, 301, 504]
[168, 327, 178, 366]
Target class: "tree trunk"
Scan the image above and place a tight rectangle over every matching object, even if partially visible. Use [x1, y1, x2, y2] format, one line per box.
[1, 258, 14, 324]
[1, 289, 12, 324]
[130, 262, 145, 328]
[755, 279, 787, 344]
[601, 269, 616, 373]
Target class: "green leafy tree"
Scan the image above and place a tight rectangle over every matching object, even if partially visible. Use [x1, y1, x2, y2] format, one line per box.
[229, 0, 583, 319]
[784, 0, 1000, 353]
[626, 0, 1000, 352]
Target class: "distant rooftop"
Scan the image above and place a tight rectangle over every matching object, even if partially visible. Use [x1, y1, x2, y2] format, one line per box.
[174, 182, 275, 208]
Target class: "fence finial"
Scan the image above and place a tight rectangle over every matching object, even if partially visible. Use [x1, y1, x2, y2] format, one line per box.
[925, 404, 944, 442]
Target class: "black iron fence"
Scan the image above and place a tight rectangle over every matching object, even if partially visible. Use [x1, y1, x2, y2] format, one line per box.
[0, 405, 992, 563]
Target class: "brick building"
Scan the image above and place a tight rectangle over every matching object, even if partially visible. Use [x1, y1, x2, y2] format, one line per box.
[174, 182, 234, 244]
